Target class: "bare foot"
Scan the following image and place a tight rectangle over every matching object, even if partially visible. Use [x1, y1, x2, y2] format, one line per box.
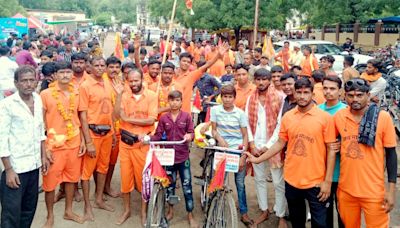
[54, 190, 65, 203]
[278, 218, 288, 228]
[104, 188, 121, 198]
[94, 193, 108, 201]
[43, 215, 54, 228]
[64, 212, 84, 224]
[94, 200, 115, 212]
[83, 207, 95, 221]
[166, 209, 173, 221]
[141, 213, 146, 227]
[189, 217, 199, 228]
[74, 190, 83, 202]
[115, 210, 131, 225]
[254, 210, 269, 225]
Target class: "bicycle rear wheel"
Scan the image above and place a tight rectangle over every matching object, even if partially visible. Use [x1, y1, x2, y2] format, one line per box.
[205, 191, 238, 228]
[146, 182, 166, 228]
[201, 149, 213, 212]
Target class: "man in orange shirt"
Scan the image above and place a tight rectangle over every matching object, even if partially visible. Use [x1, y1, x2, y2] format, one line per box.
[148, 62, 183, 117]
[102, 56, 123, 198]
[300, 46, 319, 77]
[246, 77, 337, 228]
[193, 40, 204, 64]
[334, 78, 397, 227]
[41, 61, 85, 227]
[143, 60, 161, 89]
[79, 57, 116, 221]
[234, 64, 256, 110]
[174, 42, 229, 113]
[319, 55, 337, 76]
[113, 69, 158, 225]
[274, 41, 291, 73]
[312, 70, 326, 105]
[205, 43, 226, 77]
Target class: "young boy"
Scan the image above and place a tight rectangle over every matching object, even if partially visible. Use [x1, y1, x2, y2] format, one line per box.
[150, 90, 197, 227]
[210, 84, 253, 226]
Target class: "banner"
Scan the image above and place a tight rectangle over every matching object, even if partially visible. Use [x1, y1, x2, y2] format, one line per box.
[0, 18, 28, 40]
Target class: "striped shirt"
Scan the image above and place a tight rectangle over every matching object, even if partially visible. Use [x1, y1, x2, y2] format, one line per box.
[210, 105, 248, 149]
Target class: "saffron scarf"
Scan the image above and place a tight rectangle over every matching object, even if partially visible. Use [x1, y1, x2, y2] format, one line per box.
[360, 72, 382, 82]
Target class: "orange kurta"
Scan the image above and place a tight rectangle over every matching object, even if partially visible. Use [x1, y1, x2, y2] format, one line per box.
[276, 48, 291, 73]
[143, 72, 159, 89]
[234, 83, 256, 110]
[205, 50, 225, 77]
[300, 55, 319, 77]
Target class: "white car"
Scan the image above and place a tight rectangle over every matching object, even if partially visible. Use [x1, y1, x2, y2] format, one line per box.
[273, 40, 373, 75]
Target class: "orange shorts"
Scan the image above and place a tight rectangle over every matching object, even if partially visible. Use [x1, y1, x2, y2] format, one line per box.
[119, 141, 149, 193]
[81, 135, 113, 180]
[337, 188, 389, 228]
[109, 134, 120, 165]
[42, 147, 82, 192]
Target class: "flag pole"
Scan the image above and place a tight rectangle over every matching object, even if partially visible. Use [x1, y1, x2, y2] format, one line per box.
[162, 0, 178, 64]
[252, 0, 260, 49]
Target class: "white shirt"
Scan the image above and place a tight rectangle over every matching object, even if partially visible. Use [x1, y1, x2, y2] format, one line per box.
[0, 92, 46, 174]
[0, 56, 18, 91]
[370, 77, 387, 99]
[245, 96, 283, 150]
[289, 50, 303, 66]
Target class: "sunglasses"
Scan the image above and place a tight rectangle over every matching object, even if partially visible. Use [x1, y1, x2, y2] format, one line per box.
[345, 78, 369, 92]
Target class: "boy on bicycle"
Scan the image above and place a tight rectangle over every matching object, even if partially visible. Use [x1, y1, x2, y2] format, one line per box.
[150, 90, 197, 227]
[210, 84, 253, 226]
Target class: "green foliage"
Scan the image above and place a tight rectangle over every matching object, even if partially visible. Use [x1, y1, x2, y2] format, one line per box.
[0, 0, 26, 17]
[94, 12, 113, 26]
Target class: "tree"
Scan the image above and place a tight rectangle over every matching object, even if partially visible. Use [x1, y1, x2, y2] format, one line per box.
[0, 0, 25, 17]
[94, 12, 113, 26]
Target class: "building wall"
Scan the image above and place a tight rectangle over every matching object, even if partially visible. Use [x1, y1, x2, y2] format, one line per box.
[310, 31, 400, 50]
[27, 10, 86, 22]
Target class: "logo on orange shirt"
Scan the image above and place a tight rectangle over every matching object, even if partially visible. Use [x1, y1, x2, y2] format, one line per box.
[100, 98, 112, 114]
[345, 140, 364, 159]
[292, 138, 307, 157]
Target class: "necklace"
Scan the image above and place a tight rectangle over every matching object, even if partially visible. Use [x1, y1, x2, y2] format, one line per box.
[50, 83, 76, 140]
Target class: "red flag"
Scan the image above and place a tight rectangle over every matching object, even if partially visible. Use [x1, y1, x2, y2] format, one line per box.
[208, 157, 226, 193]
[151, 152, 170, 187]
[193, 90, 202, 111]
[205, 108, 211, 122]
[114, 32, 124, 61]
[185, 0, 194, 15]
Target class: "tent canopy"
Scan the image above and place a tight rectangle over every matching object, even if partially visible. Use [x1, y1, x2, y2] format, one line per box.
[368, 16, 400, 23]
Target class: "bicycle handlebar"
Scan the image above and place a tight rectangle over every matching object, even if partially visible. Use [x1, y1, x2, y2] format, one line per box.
[145, 137, 187, 146]
[203, 146, 243, 154]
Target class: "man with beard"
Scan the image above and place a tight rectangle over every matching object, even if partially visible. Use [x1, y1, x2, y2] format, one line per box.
[318, 75, 346, 228]
[102, 56, 123, 198]
[113, 69, 158, 225]
[175, 42, 229, 113]
[245, 69, 287, 227]
[360, 59, 387, 103]
[148, 62, 183, 117]
[143, 60, 161, 89]
[334, 78, 397, 227]
[246, 77, 337, 228]
[79, 57, 116, 221]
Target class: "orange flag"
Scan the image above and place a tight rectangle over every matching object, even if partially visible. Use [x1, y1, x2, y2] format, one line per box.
[151, 152, 170, 187]
[114, 32, 124, 61]
[185, 0, 194, 15]
[208, 157, 226, 193]
[262, 35, 275, 60]
[193, 90, 202, 111]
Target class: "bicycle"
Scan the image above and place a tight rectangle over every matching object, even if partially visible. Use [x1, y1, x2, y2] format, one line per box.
[144, 138, 186, 228]
[203, 145, 243, 228]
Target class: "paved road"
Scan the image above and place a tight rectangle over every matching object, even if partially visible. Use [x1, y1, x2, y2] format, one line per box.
[28, 33, 400, 228]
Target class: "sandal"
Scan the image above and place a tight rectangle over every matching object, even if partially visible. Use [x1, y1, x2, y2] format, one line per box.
[240, 217, 254, 227]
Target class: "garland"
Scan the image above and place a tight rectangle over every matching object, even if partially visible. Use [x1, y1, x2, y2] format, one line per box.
[103, 74, 120, 131]
[50, 83, 76, 140]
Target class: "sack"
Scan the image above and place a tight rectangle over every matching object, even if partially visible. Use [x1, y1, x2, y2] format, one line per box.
[120, 129, 138, 146]
[88, 124, 111, 136]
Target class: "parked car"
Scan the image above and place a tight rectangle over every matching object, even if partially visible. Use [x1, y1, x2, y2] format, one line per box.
[273, 40, 373, 75]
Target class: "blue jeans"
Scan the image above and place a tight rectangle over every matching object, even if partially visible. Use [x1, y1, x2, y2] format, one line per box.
[285, 181, 329, 228]
[166, 159, 194, 212]
[234, 165, 248, 215]
[0, 169, 39, 228]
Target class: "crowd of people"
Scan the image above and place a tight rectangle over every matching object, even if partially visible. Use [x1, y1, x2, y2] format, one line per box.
[0, 30, 398, 228]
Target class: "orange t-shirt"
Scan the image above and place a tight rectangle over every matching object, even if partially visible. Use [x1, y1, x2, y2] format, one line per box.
[205, 50, 225, 77]
[313, 82, 326, 105]
[300, 55, 319, 77]
[41, 83, 81, 149]
[193, 47, 204, 63]
[334, 108, 397, 199]
[279, 105, 336, 189]
[143, 73, 159, 89]
[174, 69, 203, 113]
[235, 83, 256, 110]
[119, 88, 158, 139]
[78, 75, 114, 137]
[71, 72, 90, 90]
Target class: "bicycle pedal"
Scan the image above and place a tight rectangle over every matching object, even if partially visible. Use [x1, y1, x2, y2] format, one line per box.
[167, 195, 180, 205]
[194, 178, 205, 186]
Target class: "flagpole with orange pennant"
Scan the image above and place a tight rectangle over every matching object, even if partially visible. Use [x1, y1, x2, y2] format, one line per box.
[208, 157, 226, 193]
[114, 32, 124, 61]
[162, 0, 178, 64]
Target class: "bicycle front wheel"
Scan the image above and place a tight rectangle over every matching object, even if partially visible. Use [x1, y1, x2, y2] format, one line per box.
[205, 191, 238, 228]
[146, 182, 166, 228]
[201, 149, 213, 212]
